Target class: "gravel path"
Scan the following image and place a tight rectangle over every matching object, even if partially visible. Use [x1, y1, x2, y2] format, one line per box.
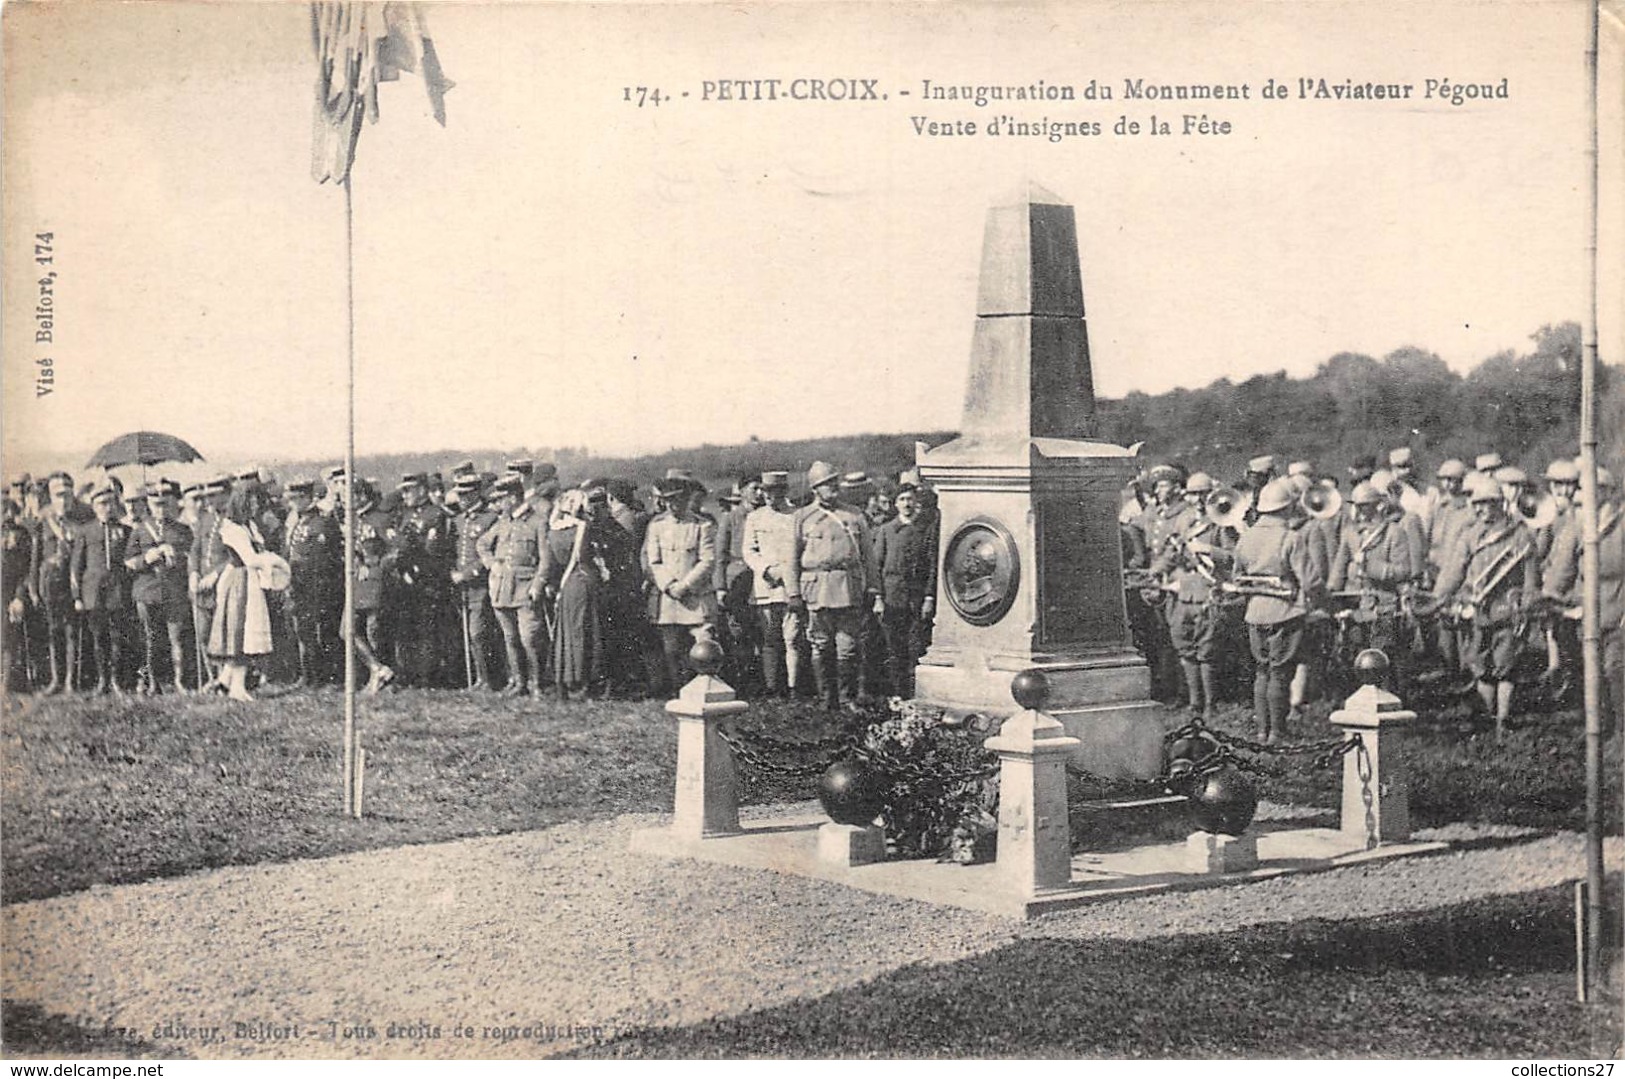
[3, 806, 1617, 1059]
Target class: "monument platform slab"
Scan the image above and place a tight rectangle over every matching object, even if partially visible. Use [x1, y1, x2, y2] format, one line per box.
[631, 812, 1450, 919]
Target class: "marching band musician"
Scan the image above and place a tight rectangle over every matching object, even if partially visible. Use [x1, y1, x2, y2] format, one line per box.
[1536, 460, 1580, 700]
[1231, 477, 1328, 743]
[1133, 464, 1198, 702]
[1542, 468, 1622, 732]
[1328, 480, 1423, 693]
[1151, 471, 1235, 720]
[1423, 474, 1541, 737]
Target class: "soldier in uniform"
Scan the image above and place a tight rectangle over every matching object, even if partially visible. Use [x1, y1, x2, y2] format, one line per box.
[713, 474, 763, 691]
[479, 474, 553, 696]
[1153, 471, 1235, 719]
[1425, 474, 1541, 737]
[1132, 464, 1196, 702]
[343, 479, 399, 693]
[1388, 448, 1431, 530]
[743, 470, 803, 698]
[1232, 478, 1328, 743]
[393, 473, 454, 687]
[1425, 459, 1474, 680]
[126, 481, 195, 695]
[787, 461, 878, 710]
[1543, 467, 1623, 731]
[1241, 455, 1276, 526]
[642, 476, 716, 691]
[1329, 480, 1423, 693]
[33, 473, 93, 693]
[71, 486, 133, 694]
[1536, 459, 1581, 701]
[283, 479, 342, 686]
[871, 483, 937, 698]
[449, 474, 499, 690]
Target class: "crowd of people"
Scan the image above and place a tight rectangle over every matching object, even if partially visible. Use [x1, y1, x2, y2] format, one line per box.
[1, 459, 939, 708]
[1122, 448, 1623, 741]
[4, 444, 1620, 739]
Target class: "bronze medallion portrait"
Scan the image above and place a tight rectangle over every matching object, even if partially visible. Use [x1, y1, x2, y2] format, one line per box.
[942, 517, 1020, 626]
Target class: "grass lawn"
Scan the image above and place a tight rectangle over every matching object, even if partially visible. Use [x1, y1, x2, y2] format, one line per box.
[1, 688, 1617, 905]
[2, 685, 1621, 1058]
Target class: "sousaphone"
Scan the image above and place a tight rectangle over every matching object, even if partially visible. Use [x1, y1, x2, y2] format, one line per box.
[1511, 490, 1558, 530]
[1205, 485, 1249, 529]
[1300, 480, 1344, 520]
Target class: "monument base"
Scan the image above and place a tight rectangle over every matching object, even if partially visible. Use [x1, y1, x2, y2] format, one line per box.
[915, 651, 1169, 779]
[817, 822, 888, 867]
[1186, 831, 1259, 874]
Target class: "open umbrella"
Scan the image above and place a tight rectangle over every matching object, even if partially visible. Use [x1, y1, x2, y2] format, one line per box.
[86, 431, 204, 471]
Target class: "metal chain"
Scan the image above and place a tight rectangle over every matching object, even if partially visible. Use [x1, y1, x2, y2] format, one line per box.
[1161, 718, 1362, 775]
[715, 723, 856, 778]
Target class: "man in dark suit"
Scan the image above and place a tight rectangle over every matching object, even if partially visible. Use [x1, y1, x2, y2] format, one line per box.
[283, 479, 342, 686]
[126, 481, 195, 694]
[71, 486, 132, 694]
[33, 473, 93, 693]
[449, 474, 499, 690]
[871, 483, 937, 698]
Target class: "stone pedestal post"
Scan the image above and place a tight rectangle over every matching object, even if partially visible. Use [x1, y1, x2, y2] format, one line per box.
[667, 642, 747, 840]
[985, 671, 1080, 894]
[1329, 674, 1416, 850]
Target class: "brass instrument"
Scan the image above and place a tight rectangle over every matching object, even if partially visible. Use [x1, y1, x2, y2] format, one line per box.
[1205, 485, 1249, 530]
[1220, 573, 1295, 600]
[1300, 480, 1343, 521]
[1511, 490, 1558, 531]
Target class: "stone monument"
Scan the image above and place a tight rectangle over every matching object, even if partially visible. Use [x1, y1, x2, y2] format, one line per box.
[915, 182, 1166, 778]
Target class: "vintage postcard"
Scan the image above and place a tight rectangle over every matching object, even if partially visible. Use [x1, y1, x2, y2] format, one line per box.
[2, 0, 1622, 1063]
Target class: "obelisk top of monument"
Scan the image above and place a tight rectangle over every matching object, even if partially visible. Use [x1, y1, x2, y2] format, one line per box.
[960, 182, 1097, 440]
[976, 182, 1086, 319]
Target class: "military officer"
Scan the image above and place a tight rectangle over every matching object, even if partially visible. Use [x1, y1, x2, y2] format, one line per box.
[479, 473, 553, 696]
[787, 461, 878, 710]
[742, 470, 803, 698]
[125, 481, 195, 695]
[642, 476, 716, 691]
[393, 473, 453, 686]
[283, 479, 342, 686]
[449, 474, 500, 690]
[1426, 474, 1541, 739]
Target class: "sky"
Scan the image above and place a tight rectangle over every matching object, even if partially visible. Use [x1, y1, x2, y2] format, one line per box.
[4, 0, 1622, 478]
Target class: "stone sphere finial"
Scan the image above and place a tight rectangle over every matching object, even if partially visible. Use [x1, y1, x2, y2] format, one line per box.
[1010, 669, 1050, 711]
[688, 639, 724, 676]
[1354, 648, 1390, 686]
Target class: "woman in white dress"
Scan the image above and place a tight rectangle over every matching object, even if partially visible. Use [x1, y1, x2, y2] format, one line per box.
[208, 489, 274, 700]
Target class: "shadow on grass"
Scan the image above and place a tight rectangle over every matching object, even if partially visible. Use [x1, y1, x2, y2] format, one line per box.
[569, 886, 1623, 1059]
[0, 1000, 178, 1059]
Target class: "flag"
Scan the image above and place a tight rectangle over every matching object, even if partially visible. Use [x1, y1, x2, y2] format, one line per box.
[311, 2, 453, 184]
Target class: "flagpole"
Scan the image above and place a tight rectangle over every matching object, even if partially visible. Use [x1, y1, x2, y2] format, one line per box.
[343, 171, 359, 817]
[1577, 0, 1603, 1000]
